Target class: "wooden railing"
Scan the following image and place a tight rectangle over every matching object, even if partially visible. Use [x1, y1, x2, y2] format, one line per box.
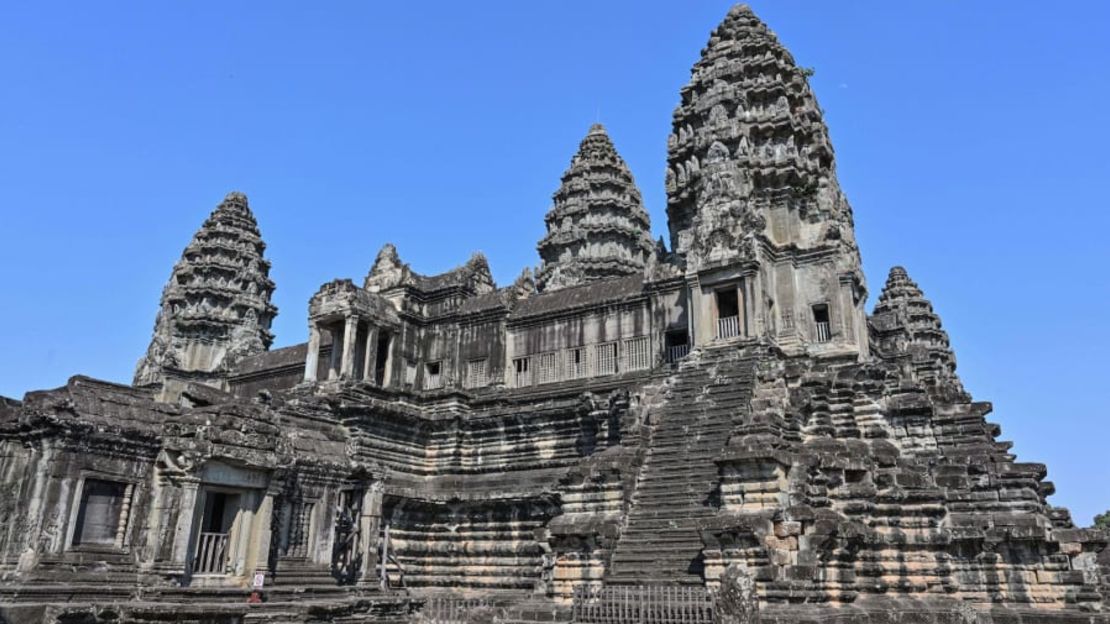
[717, 315, 740, 339]
[420, 596, 497, 624]
[193, 531, 229, 575]
[815, 321, 831, 343]
[665, 344, 690, 363]
[572, 585, 715, 623]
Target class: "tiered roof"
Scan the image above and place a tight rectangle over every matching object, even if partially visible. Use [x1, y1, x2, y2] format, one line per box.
[872, 266, 965, 398]
[666, 5, 859, 271]
[134, 192, 277, 386]
[535, 124, 654, 291]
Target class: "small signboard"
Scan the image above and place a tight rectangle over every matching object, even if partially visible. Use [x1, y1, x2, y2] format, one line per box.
[252, 571, 265, 589]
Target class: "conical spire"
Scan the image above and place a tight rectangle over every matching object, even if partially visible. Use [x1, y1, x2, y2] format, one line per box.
[871, 266, 964, 397]
[665, 4, 861, 276]
[134, 192, 278, 388]
[535, 124, 654, 291]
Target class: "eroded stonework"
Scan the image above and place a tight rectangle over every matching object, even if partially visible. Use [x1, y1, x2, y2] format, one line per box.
[134, 192, 278, 396]
[1, 5, 1105, 624]
[536, 124, 656, 292]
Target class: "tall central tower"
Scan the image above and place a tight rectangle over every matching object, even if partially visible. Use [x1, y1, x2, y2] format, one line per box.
[666, 5, 867, 354]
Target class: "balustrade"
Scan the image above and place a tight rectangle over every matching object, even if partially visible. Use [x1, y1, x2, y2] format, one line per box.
[193, 531, 229, 575]
[717, 315, 740, 339]
[665, 344, 690, 363]
[815, 320, 831, 343]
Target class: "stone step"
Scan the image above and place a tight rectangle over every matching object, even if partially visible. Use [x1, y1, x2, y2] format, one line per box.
[605, 350, 760, 585]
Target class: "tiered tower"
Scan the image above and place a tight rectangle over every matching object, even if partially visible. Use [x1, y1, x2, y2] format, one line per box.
[536, 124, 654, 292]
[134, 192, 277, 390]
[666, 4, 867, 353]
[871, 266, 967, 399]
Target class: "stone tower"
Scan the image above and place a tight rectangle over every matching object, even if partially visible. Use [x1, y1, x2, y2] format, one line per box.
[667, 4, 867, 354]
[871, 266, 967, 399]
[536, 124, 654, 292]
[134, 192, 277, 391]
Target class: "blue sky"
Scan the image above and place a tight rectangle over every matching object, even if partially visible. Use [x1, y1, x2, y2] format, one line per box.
[1, 2, 1107, 523]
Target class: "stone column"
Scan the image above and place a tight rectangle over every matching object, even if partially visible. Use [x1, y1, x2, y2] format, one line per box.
[362, 327, 379, 382]
[169, 478, 202, 578]
[304, 324, 322, 382]
[327, 326, 342, 380]
[340, 316, 359, 379]
[742, 277, 756, 338]
[246, 490, 276, 579]
[357, 484, 384, 587]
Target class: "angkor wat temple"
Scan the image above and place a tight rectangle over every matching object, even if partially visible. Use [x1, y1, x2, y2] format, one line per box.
[2, 5, 1106, 624]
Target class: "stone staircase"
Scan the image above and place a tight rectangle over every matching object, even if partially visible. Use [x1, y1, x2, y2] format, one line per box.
[605, 343, 761, 586]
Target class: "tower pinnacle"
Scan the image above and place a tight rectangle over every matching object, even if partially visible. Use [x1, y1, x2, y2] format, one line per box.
[535, 124, 654, 291]
[872, 266, 965, 398]
[134, 192, 277, 391]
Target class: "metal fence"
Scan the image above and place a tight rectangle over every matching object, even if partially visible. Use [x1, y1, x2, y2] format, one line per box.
[571, 585, 715, 624]
[418, 596, 498, 624]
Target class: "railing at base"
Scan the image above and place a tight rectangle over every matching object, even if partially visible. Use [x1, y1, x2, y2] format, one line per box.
[193, 531, 229, 575]
[420, 596, 498, 624]
[815, 321, 831, 343]
[717, 316, 740, 340]
[572, 585, 715, 624]
[665, 344, 690, 363]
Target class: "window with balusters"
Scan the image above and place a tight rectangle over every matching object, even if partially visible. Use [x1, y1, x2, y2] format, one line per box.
[623, 336, 650, 371]
[595, 342, 618, 376]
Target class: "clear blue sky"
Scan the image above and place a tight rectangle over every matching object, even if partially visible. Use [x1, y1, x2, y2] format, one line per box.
[1, 2, 1107, 524]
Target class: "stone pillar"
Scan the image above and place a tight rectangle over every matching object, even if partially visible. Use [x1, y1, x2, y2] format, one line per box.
[327, 326, 342, 380]
[357, 484, 384, 587]
[169, 478, 202, 577]
[694, 281, 714, 345]
[304, 325, 322, 382]
[340, 316, 359, 379]
[362, 327, 379, 382]
[742, 277, 756, 338]
[246, 490, 276, 578]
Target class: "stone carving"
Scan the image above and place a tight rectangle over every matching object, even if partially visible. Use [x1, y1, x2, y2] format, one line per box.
[134, 192, 277, 389]
[871, 266, 967, 400]
[716, 563, 760, 624]
[0, 4, 1105, 624]
[536, 124, 655, 291]
[666, 3, 862, 284]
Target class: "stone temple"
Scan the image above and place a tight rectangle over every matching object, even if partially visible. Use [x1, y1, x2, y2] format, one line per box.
[1, 5, 1106, 624]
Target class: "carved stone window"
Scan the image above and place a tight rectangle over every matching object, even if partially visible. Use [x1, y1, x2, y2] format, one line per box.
[424, 361, 443, 390]
[566, 347, 587, 380]
[623, 336, 651, 371]
[512, 357, 531, 387]
[665, 329, 690, 363]
[465, 358, 489, 388]
[595, 342, 618, 376]
[716, 287, 741, 339]
[535, 352, 558, 385]
[72, 479, 132, 548]
[812, 304, 831, 343]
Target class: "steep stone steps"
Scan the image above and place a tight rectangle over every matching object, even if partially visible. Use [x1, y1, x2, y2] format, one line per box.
[605, 344, 761, 586]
